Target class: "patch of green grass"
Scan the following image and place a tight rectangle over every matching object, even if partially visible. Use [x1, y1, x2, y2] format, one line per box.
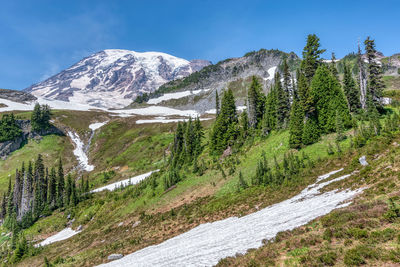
[0, 135, 74, 194]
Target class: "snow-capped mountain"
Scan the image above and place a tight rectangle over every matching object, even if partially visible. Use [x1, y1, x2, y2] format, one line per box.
[25, 49, 211, 109]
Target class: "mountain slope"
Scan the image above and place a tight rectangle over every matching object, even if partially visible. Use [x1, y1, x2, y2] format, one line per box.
[25, 49, 211, 109]
[136, 49, 300, 113]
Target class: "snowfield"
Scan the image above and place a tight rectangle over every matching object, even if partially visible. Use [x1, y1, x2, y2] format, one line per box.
[111, 106, 199, 118]
[136, 117, 212, 124]
[147, 89, 205, 105]
[264, 66, 277, 81]
[98, 170, 363, 267]
[35, 227, 81, 247]
[91, 170, 158, 193]
[89, 121, 108, 131]
[68, 131, 94, 172]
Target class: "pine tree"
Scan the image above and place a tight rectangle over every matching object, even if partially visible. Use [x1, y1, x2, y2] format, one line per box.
[65, 174, 73, 206]
[240, 109, 249, 138]
[275, 72, 290, 129]
[210, 89, 238, 155]
[335, 110, 345, 141]
[302, 114, 320, 145]
[310, 65, 351, 134]
[215, 90, 220, 117]
[282, 59, 292, 99]
[364, 37, 385, 111]
[56, 158, 64, 208]
[300, 34, 326, 83]
[263, 86, 277, 133]
[289, 98, 304, 149]
[343, 63, 360, 112]
[329, 52, 339, 80]
[47, 167, 57, 207]
[247, 76, 265, 128]
[31, 104, 42, 132]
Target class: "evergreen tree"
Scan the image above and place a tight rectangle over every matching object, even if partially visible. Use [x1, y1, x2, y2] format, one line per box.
[335, 110, 345, 141]
[247, 76, 265, 128]
[275, 72, 291, 129]
[302, 114, 320, 145]
[215, 90, 220, 117]
[47, 167, 57, 207]
[343, 63, 360, 112]
[364, 37, 385, 111]
[310, 65, 351, 134]
[282, 59, 292, 99]
[240, 109, 249, 138]
[329, 52, 339, 80]
[56, 158, 64, 208]
[0, 113, 22, 142]
[288, 98, 304, 149]
[210, 89, 238, 155]
[65, 174, 73, 206]
[300, 34, 326, 83]
[263, 86, 277, 133]
[31, 104, 52, 132]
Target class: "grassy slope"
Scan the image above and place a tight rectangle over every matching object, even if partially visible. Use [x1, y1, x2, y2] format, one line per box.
[17, 119, 356, 266]
[0, 135, 75, 195]
[217, 135, 400, 267]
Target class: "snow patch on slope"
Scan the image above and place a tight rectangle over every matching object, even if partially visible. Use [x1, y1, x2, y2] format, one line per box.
[147, 89, 205, 105]
[99, 171, 362, 267]
[68, 131, 94, 172]
[36, 227, 81, 247]
[91, 170, 158, 193]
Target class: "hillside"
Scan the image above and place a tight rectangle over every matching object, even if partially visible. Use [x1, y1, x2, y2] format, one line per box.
[1, 35, 400, 267]
[131, 49, 300, 113]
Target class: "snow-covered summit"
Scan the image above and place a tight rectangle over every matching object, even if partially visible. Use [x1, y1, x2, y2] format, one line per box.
[25, 49, 211, 109]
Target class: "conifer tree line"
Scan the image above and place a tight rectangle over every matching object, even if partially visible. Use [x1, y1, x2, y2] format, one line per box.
[0, 155, 89, 231]
[164, 117, 204, 189]
[0, 113, 22, 142]
[207, 34, 385, 153]
[31, 103, 52, 132]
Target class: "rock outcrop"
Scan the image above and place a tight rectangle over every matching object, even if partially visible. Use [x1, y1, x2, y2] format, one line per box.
[0, 120, 64, 160]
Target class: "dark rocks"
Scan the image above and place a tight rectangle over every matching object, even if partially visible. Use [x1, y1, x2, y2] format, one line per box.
[107, 254, 123, 261]
[0, 120, 64, 160]
[0, 89, 36, 103]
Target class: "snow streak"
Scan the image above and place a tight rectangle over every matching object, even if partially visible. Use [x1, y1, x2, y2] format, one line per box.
[99, 170, 362, 267]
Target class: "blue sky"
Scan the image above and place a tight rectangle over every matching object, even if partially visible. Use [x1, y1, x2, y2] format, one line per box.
[1, 0, 399, 90]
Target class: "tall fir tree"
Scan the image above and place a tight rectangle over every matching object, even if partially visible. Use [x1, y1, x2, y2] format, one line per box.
[300, 34, 326, 83]
[364, 37, 385, 112]
[247, 76, 265, 128]
[329, 52, 339, 80]
[210, 89, 238, 155]
[56, 158, 64, 208]
[310, 65, 351, 134]
[288, 97, 304, 149]
[263, 85, 277, 133]
[343, 63, 360, 112]
[215, 90, 220, 117]
[275, 72, 291, 129]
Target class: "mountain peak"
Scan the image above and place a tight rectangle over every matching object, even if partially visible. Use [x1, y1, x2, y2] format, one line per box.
[25, 50, 210, 109]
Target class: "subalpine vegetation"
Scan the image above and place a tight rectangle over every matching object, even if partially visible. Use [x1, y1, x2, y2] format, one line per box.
[163, 34, 387, 193]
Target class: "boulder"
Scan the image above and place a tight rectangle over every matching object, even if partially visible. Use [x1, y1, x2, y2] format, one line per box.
[108, 254, 123, 261]
[359, 156, 368, 166]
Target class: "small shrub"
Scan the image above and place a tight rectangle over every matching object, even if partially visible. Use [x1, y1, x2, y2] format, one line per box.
[344, 245, 378, 266]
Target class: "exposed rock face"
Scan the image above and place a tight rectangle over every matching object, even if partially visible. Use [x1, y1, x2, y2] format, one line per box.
[0, 89, 37, 103]
[0, 120, 64, 160]
[25, 49, 211, 109]
[147, 49, 300, 113]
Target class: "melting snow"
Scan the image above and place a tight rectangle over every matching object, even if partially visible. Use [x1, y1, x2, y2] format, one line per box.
[89, 121, 108, 131]
[98, 171, 362, 267]
[111, 106, 199, 118]
[136, 117, 212, 124]
[68, 131, 94, 172]
[264, 66, 277, 81]
[91, 170, 158, 193]
[147, 90, 204, 105]
[35, 227, 81, 247]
